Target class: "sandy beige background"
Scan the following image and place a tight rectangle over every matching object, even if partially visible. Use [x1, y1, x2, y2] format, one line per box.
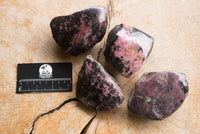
[0, 0, 200, 133]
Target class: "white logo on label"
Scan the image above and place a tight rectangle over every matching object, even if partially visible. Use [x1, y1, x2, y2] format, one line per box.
[39, 64, 53, 78]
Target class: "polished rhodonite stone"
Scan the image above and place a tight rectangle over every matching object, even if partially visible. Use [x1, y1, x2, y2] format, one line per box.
[128, 71, 189, 120]
[76, 55, 124, 111]
[50, 7, 108, 55]
[104, 24, 153, 77]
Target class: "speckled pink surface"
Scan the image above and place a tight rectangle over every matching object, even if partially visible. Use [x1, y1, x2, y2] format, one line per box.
[104, 24, 153, 77]
[50, 6, 107, 55]
[1, 0, 200, 133]
[128, 71, 189, 120]
[76, 55, 124, 111]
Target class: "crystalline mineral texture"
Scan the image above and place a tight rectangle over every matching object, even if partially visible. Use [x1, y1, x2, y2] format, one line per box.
[104, 24, 153, 77]
[50, 7, 107, 55]
[128, 71, 189, 120]
[76, 55, 124, 111]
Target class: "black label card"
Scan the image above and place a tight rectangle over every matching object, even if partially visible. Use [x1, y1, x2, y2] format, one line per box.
[16, 63, 72, 93]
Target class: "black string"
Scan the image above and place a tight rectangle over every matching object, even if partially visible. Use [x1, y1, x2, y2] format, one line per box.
[30, 98, 79, 134]
[97, 0, 113, 62]
[97, 48, 103, 62]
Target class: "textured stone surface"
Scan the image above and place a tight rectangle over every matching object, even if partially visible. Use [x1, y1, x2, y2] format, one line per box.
[1, 0, 200, 133]
[76, 55, 124, 111]
[128, 71, 189, 120]
[50, 6, 107, 55]
[104, 24, 153, 77]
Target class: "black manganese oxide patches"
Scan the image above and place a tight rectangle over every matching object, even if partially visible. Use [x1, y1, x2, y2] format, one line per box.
[50, 6, 108, 55]
[29, 5, 190, 133]
[104, 24, 154, 77]
[127, 71, 189, 120]
[76, 55, 124, 111]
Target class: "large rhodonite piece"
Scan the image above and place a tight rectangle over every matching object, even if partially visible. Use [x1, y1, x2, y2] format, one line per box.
[104, 24, 154, 77]
[50, 7, 107, 55]
[128, 71, 189, 120]
[76, 55, 124, 111]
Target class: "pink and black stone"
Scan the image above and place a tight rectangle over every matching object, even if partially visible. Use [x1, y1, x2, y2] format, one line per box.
[76, 55, 124, 111]
[128, 71, 189, 120]
[50, 7, 108, 55]
[104, 24, 154, 77]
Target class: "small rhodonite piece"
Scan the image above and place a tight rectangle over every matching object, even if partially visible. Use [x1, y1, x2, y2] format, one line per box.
[128, 71, 189, 120]
[76, 55, 124, 111]
[50, 7, 108, 55]
[104, 24, 154, 77]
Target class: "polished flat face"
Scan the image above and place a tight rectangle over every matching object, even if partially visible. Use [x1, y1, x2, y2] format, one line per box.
[76, 55, 124, 111]
[104, 24, 153, 77]
[50, 7, 108, 55]
[128, 71, 189, 120]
